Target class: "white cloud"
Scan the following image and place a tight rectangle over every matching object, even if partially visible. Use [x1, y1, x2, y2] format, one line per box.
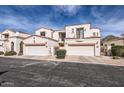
[0, 13, 60, 33]
[91, 6, 106, 23]
[90, 6, 124, 37]
[53, 5, 81, 16]
[95, 18, 124, 37]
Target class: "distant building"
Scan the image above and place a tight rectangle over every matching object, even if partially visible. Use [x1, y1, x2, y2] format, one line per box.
[102, 34, 124, 55]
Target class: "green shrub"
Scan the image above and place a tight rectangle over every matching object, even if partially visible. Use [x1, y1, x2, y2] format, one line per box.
[0, 51, 4, 55]
[111, 46, 117, 57]
[111, 46, 124, 57]
[112, 56, 119, 59]
[121, 52, 124, 57]
[4, 51, 17, 56]
[56, 49, 66, 59]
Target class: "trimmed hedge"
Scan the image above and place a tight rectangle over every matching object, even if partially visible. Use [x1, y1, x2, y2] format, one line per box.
[56, 49, 66, 59]
[0, 51, 4, 55]
[111, 46, 124, 57]
[4, 51, 17, 56]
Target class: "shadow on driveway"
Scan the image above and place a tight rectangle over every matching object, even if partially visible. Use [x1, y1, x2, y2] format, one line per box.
[0, 57, 124, 87]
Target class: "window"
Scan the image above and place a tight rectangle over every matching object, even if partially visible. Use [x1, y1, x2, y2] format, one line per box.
[59, 32, 65, 41]
[76, 30, 80, 38]
[71, 29, 74, 34]
[93, 32, 96, 36]
[40, 32, 45, 37]
[4, 34, 9, 38]
[76, 28, 84, 39]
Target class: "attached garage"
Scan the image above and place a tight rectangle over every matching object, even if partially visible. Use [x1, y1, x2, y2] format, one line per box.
[24, 44, 50, 56]
[23, 35, 59, 56]
[66, 43, 95, 56]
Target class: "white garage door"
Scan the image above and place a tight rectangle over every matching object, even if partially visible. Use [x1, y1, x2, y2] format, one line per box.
[66, 46, 95, 56]
[0, 46, 4, 52]
[25, 46, 50, 56]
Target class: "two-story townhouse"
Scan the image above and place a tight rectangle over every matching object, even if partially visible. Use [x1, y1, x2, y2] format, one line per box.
[64, 24, 101, 56]
[0, 23, 101, 56]
[23, 28, 59, 56]
[0, 29, 30, 55]
[35, 28, 54, 38]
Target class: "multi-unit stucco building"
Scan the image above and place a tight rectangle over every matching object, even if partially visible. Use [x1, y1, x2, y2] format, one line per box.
[0, 23, 101, 56]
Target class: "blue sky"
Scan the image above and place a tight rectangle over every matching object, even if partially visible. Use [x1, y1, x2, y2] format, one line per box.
[0, 5, 124, 37]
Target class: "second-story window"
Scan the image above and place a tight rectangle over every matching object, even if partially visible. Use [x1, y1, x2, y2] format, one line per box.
[4, 34, 9, 38]
[76, 28, 84, 39]
[40, 32, 45, 37]
[72, 28, 74, 34]
[93, 32, 96, 37]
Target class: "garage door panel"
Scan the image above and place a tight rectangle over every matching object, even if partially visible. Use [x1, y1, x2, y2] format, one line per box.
[25, 46, 49, 56]
[0, 46, 4, 52]
[66, 46, 94, 56]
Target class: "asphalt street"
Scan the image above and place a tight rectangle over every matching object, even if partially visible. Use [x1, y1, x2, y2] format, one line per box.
[0, 57, 124, 87]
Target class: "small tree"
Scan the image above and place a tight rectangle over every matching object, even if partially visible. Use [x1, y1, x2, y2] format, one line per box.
[0, 51, 4, 55]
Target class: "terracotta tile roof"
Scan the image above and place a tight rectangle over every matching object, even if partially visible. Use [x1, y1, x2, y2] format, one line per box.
[86, 36, 101, 38]
[65, 38, 79, 39]
[24, 35, 58, 42]
[25, 43, 46, 46]
[66, 37, 100, 39]
[68, 43, 95, 46]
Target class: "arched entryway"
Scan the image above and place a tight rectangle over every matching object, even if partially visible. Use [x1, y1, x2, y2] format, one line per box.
[11, 42, 14, 51]
[19, 41, 24, 55]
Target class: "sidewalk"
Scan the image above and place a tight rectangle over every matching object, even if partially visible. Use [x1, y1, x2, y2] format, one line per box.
[0, 55, 124, 66]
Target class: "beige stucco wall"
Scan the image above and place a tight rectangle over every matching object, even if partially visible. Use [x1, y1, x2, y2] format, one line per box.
[1, 29, 15, 37]
[103, 39, 124, 52]
[53, 31, 59, 41]
[8, 37, 24, 54]
[14, 32, 30, 38]
[0, 29, 30, 53]
[0, 33, 2, 39]
[23, 36, 58, 47]
[0, 40, 4, 52]
[23, 36, 46, 44]
[0, 23, 101, 56]
[65, 24, 100, 38]
[103, 39, 124, 46]
[23, 36, 59, 56]
[53, 30, 65, 41]
[64, 24, 101, 56]
[3, 41, 9, 52]
[35, 28, 54, 38]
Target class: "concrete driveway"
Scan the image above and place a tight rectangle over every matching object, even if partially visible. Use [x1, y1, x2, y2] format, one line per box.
[1, 55, 124, 66]
[0, 57, 124, 87]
